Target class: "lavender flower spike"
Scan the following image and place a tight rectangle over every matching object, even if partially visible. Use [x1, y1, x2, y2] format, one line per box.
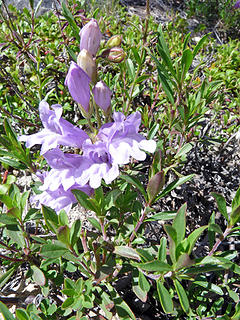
[93, 81, 112, 112]
[18, 101, 89, 154]
[65, 61, 91, 113]
[80, 19, 102, 56]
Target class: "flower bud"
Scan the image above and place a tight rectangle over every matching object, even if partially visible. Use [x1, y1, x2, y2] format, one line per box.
[65, 61, 91, 113]
[80, 19, 102, 56]
[106, 35, 122, 48]
[77, 49, 97, 83]
[101, 47, 126, 63]
[93, 81, 112, 113]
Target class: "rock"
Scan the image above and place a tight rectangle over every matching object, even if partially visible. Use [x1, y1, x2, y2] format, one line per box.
[4, 0, 61, 15]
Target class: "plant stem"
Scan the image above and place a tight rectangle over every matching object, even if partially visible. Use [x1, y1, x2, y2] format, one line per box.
[0, 253, 25, 262]
[208, 227, 232, 256]
[128, 204, 149, 245]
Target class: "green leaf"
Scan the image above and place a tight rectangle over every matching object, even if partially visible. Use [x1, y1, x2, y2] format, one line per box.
[114, 246, 140, 260]
[61, 1, 80, 41]
[131, 47, 141, 65]
[120, 175, 147, 201]
[185, 225, 208, 255]
[42, 205, 59, 233]
[193, 33, 210, 58]
[230, 205, 240, 227]
[58, 210, 69, 226]
[208, 223, 223, 235]
[157, 281, 173, 313]
[57, 225, 71, 246]
[31, 265, 46, 286]
[174, 279, 190, 314]
[193, 280, 224, 295]
[15, 308, 30, 320]
[173, 203, 187, 243]
[175, 143, 193, 159]
[0, 214, 18, 225]
[183, 32, 191, 50]
[211, 192, 229, 222]
[155, 174, 194, 201]
[164, 224, 177, 263]
[72, 189, 99, 213]
[133, 260, 172, 272]
[0, 301, 15, 320]
[158, 237, 167, 261]
[181, 49, 193, 81]
[87, 217, 101, 232]
[106, 283, 136, 320]
[139, 271, 150, 293]
[40, 242, 68, 259]
[0, 266, 18, 289]
[126, 58, 135, 81]
[146, 211, 176, 221]
[132, 270, 148, 302]
[69, 219, 81, 247]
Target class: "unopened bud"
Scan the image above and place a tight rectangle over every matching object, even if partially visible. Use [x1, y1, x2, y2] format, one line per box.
[93, 81, 112, 113]
[80, 19, 102, 56]
[77, 49, 97, 83]
[106, 35, 122, 48]
[147, 171, 165, 204]
[101, 47, 126, 63]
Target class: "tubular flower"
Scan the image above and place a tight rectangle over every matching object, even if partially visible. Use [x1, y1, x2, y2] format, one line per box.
[80, 19, 102, 56]
[234, 0, 240, 8]
[65, 61, 91, 113]
[92, 81, 112, 113]
[18, 101, 89, 154]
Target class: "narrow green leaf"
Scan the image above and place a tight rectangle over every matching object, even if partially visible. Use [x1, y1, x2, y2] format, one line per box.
[146, 211, 176, 221]
[133, 260, 172, 272]
[42, 205, 59, 233]
[181, 49, 193, 81]
[193, 281, 224, 295]
[155, 174, 194, 201]
[185, 225, 208, 255]
[58, 210, 69, 227]
[40, 242, 68, 259]
[173, 203, 187, 243]
[87, 217, 101, 232]
[69, 219, 81, 247]
[183, 32, 191, 50]
[211, 192, 229, 222]
[208, 223, 223, 235]
[230, 205, 240, 226]
[120, 175, 148, 201]
[72, 189, 99, 213]
[0, 266, 17, 289]
[157, 281, 173, 313]
[126, 58, 135, 81]
[158, 237, 167, 261]
[15, 308, 30, 320]
[139, 271, 150, 293]
[174, 279, 190, 314]
[131, 47, 141, 65]
[61, 1, 80, 41]
[114, 246, 140, 261]
[132, 270, 148, 302]
[31, 265, 46, 286]
[193, 33, 210, 58]
[0, 301, 15, 320]
[106, 283, 136, 320]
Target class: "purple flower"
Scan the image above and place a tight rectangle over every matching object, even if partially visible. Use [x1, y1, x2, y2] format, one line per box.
[93, 81, 112, 112]
[97, 111, 156, 164]
[80, 19, 102, 56]
[32, 183, 93, 213]
[234, 0, 240, 8]
[65, 62, 91, 113]
[18, 101, 89, 154]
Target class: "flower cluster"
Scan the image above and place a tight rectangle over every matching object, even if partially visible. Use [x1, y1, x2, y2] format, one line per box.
[19, 19, 156, 213]
[19, 102, 156, 212]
